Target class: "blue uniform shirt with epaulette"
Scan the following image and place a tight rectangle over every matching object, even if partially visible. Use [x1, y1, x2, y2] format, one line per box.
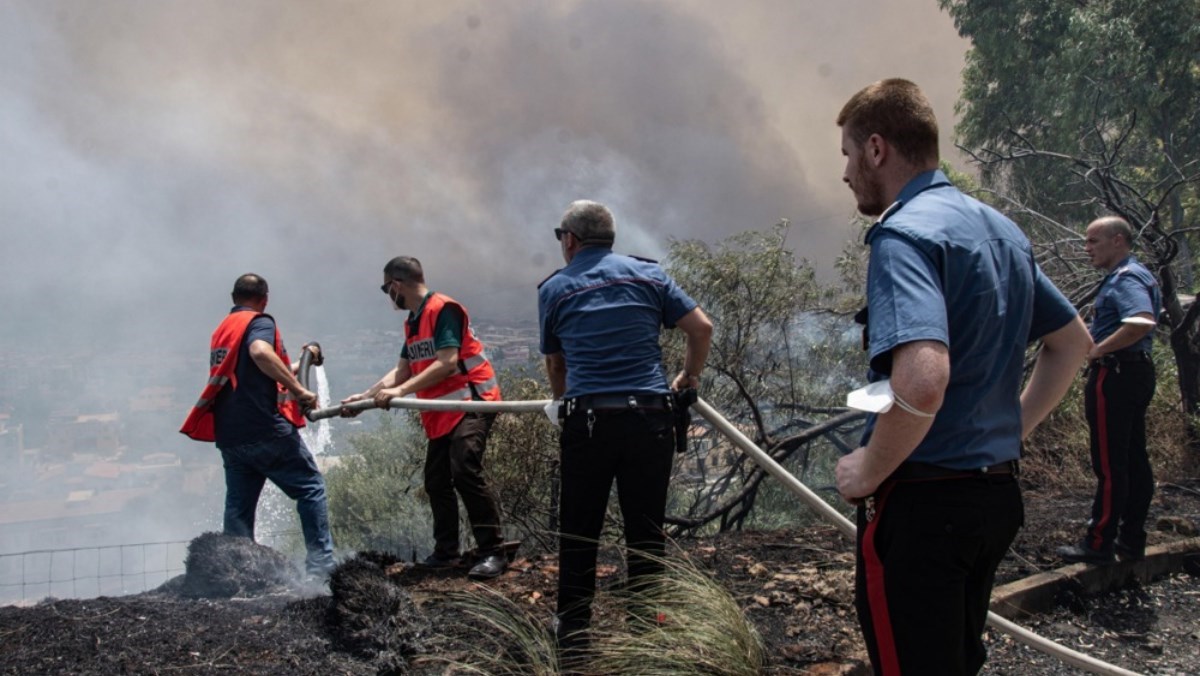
[860, 170, 1079, 469]
[538, 246, 698, 399]
[1090, 255, 1160, 354]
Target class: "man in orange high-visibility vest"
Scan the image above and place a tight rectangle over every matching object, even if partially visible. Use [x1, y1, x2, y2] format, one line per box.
[182, 273, 335, 578]
[341, 256, 506, 581]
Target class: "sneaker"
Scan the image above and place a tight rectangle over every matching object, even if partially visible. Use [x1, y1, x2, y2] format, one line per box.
[418, 552, 461, 569]
[1056, 543, 1115, 565]
[467, 553, 507, 580]
[1115, 539, 1145, 562]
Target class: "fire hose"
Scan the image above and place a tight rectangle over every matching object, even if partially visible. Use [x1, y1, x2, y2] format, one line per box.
[299, 358, 1141, 675]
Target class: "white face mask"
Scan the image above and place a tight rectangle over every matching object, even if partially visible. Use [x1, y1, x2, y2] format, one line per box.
[846, 380, 895, 414]
[846, 379, 937, 418]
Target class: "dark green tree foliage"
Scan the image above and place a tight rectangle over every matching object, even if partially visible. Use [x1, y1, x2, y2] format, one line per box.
[943, 0, 1199, 215]
[480, 373, 560, 553]
[941, 0, 1200, 250]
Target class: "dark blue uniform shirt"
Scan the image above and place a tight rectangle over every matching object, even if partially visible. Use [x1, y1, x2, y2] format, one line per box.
[213, 309, 293, 448]
[538, 247, 698, 399]
[1090, 255, 1160, 354]
[861, 170, 1079, 469]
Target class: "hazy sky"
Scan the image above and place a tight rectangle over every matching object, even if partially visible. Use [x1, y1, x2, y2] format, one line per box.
[0, 0, 968, 351]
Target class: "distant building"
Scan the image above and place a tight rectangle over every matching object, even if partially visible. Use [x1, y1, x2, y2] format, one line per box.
[44, 413, 121, 460]
[501, 345, 531, 362]
[128, 387, 176, 413]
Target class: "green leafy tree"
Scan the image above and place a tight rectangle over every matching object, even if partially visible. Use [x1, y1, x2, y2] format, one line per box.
[941, 0, 1199, 223]
[662, 222, 866, 534]
[325, 414, 432, 554]
[481, 372, 560, 553]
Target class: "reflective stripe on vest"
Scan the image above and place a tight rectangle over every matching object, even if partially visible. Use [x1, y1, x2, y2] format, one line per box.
[462, 354, 487, 371]
[432, 376, 499, 402]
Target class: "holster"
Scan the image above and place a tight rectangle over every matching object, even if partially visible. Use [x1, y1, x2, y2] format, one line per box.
[672, 388, 698, 454]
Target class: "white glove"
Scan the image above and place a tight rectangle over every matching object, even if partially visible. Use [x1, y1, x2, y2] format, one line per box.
[544, 399, 563, 427]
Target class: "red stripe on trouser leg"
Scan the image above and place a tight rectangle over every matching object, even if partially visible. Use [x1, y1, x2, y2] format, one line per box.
[862, 488, 901, 676]
[1091, 367, 1113, 551]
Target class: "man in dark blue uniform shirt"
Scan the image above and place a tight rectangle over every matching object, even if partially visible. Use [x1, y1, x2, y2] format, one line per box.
[538, 200, 713, 660]
[834, 79, 1091, 675]
[1057, 216, 1161, 565]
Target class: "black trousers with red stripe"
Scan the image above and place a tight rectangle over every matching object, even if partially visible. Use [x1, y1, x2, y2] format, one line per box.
[1083, 360, 1156, 553]
[855, 474, 1022, 676]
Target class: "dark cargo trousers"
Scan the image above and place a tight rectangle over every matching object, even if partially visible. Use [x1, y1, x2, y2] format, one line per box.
[425, 412, 504, 557]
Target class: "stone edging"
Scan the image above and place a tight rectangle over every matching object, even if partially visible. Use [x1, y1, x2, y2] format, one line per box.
[989, 536, 1200, 620]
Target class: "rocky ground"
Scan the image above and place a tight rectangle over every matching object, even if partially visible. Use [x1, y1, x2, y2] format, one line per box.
[1, 481, 1198, 675]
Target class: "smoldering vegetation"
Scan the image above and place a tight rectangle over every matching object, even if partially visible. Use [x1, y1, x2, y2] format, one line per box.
[176, 532, 297, 599]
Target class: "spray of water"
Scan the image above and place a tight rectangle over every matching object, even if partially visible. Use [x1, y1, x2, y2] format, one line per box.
[257, 364, 334, 553]
[300, 365, 333, 457]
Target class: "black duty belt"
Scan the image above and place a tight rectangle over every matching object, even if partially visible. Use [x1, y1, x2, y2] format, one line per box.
[890, 459, 1018, 482]
[563, 393, 672, 417]
[1099, 350, 1151, 363]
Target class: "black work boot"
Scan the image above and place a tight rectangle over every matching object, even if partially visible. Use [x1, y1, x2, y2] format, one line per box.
[418, 551, 461, 569]
[1055, 543, 1115, 565]
[1114, 538, 1145, 561]
[467, 552, 507, 580]
[555, 620, 591, 676]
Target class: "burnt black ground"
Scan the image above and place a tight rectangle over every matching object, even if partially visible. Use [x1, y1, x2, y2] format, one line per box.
[1, 484, 1198, 675]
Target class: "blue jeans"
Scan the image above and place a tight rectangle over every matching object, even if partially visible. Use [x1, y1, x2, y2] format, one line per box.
[219, 430, 335, 575]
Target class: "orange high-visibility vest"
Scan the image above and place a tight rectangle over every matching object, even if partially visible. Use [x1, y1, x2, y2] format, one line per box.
[179, 309, 306, 442]
[407, 293, 501, 439]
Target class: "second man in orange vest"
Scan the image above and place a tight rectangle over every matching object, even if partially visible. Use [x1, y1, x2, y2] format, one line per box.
[341, 256, 507, 580]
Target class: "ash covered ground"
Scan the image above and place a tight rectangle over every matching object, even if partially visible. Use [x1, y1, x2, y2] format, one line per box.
[2, 484, 1199, 675]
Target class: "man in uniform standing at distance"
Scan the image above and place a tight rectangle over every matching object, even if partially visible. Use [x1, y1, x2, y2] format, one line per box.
[1057, 215, 1160, 564]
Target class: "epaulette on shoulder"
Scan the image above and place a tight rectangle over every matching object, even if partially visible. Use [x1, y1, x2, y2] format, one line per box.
[537, 268, 563, 289]
[629, 254, 659, 264]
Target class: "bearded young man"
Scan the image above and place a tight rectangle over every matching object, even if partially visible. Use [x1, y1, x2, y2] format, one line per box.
[835, 78, 1091, 675]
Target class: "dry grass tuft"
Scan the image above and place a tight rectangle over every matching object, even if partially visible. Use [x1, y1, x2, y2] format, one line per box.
[442, 544, 763, 675]
[587, 549, 764, 676]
